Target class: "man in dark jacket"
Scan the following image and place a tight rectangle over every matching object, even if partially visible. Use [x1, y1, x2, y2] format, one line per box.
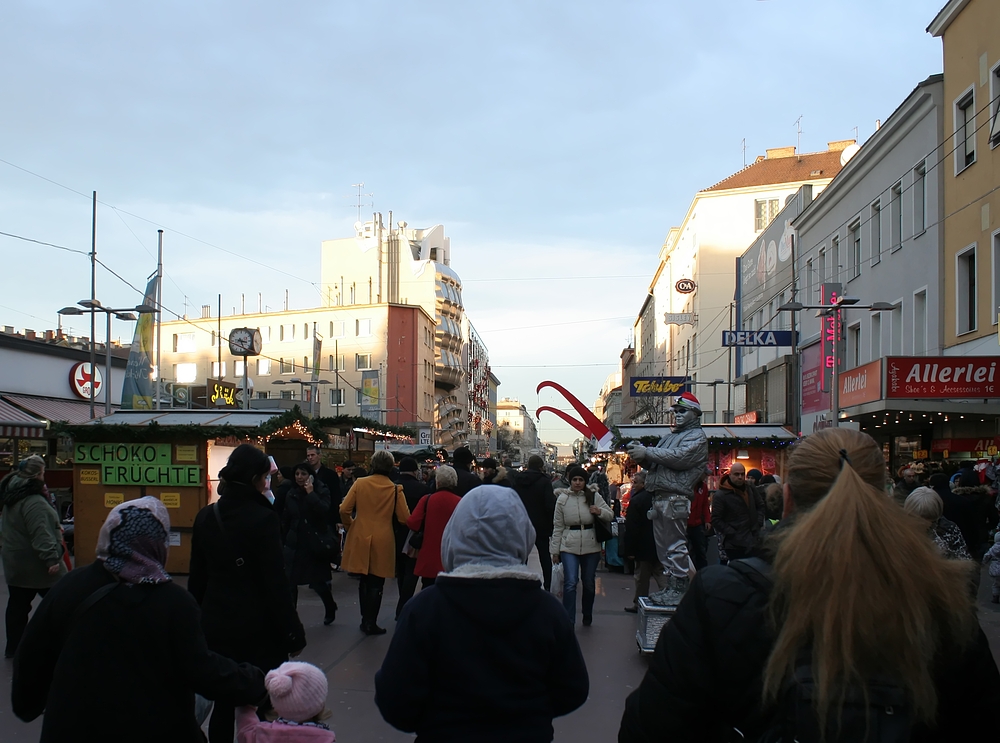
[452, 446, 482, 497]
[686, 476, 712, 570]
[375, 484, 588, 741]
[622, 471, 668, 612]
[393, 457, 428, 618]
[482, 457, 516, 489]
[513, 454, 558, 590]
[711, 463, 765, 562]
[306, 445, 342, 510]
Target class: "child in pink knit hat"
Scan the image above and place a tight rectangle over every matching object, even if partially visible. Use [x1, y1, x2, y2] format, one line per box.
[236, 661, 335, 742]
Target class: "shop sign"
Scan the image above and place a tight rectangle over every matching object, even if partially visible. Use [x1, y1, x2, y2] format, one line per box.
[102, 464, 202, 487]
[630, 376, 690, 396]
[75, 443, 171, 465]
[820, 283, 843, 393]
[735, 411, 760, 424]
[839, 359, 882, 408]
[663, 313, 695, 325]
[330, 434, 349, 450]
[800, 343, 830, 415]
[675, 278, 697, 294]
[932, 437, 1000, 453]
[886, 357, 999, 398]
[913, 450, 928, 460]
[69, 362, 103, 399]
[722, 330, 797, 347]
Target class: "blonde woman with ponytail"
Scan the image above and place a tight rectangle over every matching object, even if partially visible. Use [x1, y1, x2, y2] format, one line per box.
[619, 427, 1000, 743]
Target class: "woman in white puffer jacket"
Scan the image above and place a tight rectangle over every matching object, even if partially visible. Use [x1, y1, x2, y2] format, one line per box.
[550, 466, 614, 626]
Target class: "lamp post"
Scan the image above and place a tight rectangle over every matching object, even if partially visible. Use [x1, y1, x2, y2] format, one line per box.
[59, 301, 158, 416]
[685, 378, 730, 423]
[778, 297, 894, 427]
[271, 378, 331, 416]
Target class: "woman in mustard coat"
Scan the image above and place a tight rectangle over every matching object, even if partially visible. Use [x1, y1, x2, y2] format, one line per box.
[340, 450, 411, 635]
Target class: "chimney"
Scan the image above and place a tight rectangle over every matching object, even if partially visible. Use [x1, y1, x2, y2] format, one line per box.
[201, 304, 212, 318]
[765, 146, 796, 159]
[827, 139, 856, 151]
[3, 326, 13, 334]
[45, 330, 55, 341]
[24, 330, 36, 340]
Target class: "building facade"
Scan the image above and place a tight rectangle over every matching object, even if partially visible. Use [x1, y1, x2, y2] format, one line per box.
[496, 397, 539, 465]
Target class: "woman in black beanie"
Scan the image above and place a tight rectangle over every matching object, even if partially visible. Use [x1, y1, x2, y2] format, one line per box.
[189, 444, 306, 743]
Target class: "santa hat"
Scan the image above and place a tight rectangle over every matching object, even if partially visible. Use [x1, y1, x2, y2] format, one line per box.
[264, 662, 328, 722]
[671, 392, 701, 413]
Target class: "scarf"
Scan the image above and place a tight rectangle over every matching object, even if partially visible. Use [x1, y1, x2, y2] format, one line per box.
[96, 496, 172, 584]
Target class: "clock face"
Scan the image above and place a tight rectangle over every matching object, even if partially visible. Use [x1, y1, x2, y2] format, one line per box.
[229, 328, 256, 356]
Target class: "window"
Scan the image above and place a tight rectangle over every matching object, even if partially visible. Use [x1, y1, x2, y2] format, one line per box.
[280, 389, 293, 400]
[329, 389, 344, 406]
[328, 354, 346, 372]
[913, 290, 927, 354]
[356, 318, 371, 337]
[994, 232, 1000, 325]
[234, 360, 245, 377]
[304, 324, 309, 339]
[914, 164, 926, 233]
[870, 202, 881, 265]
[356, 353, 373, 370]
[890, 303, 903, 355]
[356, 389, 364, 405]
[754, 199, 780, 231]
[263, 326, 271, 343]
[210, 331, 216, 347]
[847, 323, 861, 368]
[173, 363, 197, 383]
[870, 313, 881, 361]
[832, 237, 840, 282]
[211, 361, 226, 378]
[849, 224, 861, 279]
[257, 358, 271, 375]
[890, 184, 903, 251]
[955, 90, 976, 172]
[279, 324, 295, 342]
[257, 391, 269, 400]
[805, 259, 814, 304]
[991, 63, 1000, 148]
[957, 246, 977, 334]
[329, 321, 345, 338]
[173, 333, 196, 353]
[303, 356, 310, 373]
[279, 358, 294, 374]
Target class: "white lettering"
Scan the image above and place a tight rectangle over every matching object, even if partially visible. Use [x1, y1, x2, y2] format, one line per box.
[906, 365, 922, 383]
[939, 367, 952, 383]
[974, 367, 987, 382]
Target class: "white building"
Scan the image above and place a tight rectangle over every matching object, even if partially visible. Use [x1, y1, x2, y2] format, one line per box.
[496, 397, 539, 464]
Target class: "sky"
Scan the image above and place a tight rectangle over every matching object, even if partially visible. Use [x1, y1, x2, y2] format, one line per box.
[0, 0, 948, 444]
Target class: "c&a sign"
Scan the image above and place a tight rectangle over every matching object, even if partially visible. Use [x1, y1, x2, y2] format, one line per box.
[886, 357, 999, 398]
[630, 377, 689, 396]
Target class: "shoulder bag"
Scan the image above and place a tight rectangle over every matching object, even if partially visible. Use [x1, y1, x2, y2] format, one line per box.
[586, 490, 614, 543]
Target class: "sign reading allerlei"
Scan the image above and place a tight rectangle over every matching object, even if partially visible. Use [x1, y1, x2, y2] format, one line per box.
[886, 357, 999, 398]
[839, 359, 882, 408]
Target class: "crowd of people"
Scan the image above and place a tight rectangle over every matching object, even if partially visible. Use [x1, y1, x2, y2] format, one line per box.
[1, 413, 999, 741]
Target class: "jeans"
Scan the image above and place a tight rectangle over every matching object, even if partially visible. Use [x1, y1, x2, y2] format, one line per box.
[687, 524, 709, 571]
[536, 535, 553, 591]
[5, 586, 48, 657]
[560, 551, 600, 624]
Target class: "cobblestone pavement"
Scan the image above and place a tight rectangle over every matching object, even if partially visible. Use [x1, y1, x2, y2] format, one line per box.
[1, 562, 997, 742]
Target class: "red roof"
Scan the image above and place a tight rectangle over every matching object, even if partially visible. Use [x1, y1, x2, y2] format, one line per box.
[701, 149, 845, 193]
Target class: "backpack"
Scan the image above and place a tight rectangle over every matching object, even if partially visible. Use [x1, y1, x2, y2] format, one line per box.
[728, 558, 913, 743]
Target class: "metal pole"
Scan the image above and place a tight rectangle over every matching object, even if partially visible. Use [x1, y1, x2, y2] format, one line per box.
[90, 191, 97, 419]
[831, 309, 840, 427]
[712, 382, 718, 424]
[105, 310, 112, 416]
[243, 354, 249, 410]
[335, 339, 340, 413]
[155, 230, 163, 410]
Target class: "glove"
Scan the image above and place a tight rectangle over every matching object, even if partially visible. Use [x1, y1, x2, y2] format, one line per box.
[646, 508, 658, 521]
[627, 443, 648, 464]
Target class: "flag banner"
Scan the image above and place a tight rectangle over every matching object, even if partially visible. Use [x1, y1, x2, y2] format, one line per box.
[360, 369, 380, 417]
[120, 275, 158, 409]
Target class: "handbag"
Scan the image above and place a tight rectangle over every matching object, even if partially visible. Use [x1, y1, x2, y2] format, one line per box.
[301, 519, 339, 561]
[586, 490, 614, 543]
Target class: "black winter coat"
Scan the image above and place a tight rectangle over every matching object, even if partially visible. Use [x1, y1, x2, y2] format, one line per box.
[454, 467, 482, 497]
[189, 482, 306, 672]
[314, 464, 342, 513]
[622, 488, 658, 563]
[393, 472, 429, 547]
[281, 480, 336, 585]
[375, 573, 589, 742]
[12, 562, 265, 743]
[513, 469, 557, 539]
[619, 559, 1000, 743]
[711, 478, 765, 551]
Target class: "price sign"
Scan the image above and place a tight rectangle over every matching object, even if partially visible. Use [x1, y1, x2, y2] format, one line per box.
[80, 469, 100, 485]
[160, 493, 181, 508]
[105, 493, 124, 508]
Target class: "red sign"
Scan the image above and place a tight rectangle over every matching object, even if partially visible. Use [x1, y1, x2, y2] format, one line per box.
[69, 362, 103, 399]
[735, 411, 760, 424]
[801, 342, 830, 414]
[820, 283, 843, 392]
[886, 357, 1000, 398]
[931, 437, 1000, 453]
[840, 359, 882, 408]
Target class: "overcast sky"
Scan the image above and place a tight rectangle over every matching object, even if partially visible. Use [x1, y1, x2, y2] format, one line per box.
[1, 0, 946, 443]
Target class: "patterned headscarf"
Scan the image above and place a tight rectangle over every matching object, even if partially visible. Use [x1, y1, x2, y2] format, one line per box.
[96, 496, 172, 584]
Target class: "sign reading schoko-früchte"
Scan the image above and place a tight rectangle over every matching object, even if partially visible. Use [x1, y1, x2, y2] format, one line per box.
[886, 357, 1000, 398]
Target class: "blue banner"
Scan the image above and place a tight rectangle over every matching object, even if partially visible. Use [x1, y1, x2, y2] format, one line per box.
[120, 275, 158, 409]
[721, 330, 798, 347]
[630, 377, 690, 396]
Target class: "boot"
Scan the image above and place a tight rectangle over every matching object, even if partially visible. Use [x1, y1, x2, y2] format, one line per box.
[317, 586, 337, 625]
[361, 581, 387, 635]
[649, 575, 690, 607]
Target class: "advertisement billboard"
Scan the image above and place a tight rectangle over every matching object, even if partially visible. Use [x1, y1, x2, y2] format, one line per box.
[800, 342, 829, 414]
[629, 377, 690, 396]
[839, 359, 882, 408]
[886, 357, 1000, 398]
[360, 369, 380, 417]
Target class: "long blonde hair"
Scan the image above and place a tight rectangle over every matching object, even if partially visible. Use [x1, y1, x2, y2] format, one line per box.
[763, 428, 975, 727]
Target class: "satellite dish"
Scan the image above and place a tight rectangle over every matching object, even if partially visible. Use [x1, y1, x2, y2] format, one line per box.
[840, 143, 861, 166]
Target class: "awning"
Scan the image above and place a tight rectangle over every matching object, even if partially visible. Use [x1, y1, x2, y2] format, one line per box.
[2, 394, 115, 426]
[617, 423, 797, 443]
[86, 410, 283, 428]
[0, 398, 47, 438]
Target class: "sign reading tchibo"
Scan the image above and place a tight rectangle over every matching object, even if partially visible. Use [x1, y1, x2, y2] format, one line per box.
[74, 443, 202, 486]
[630, 377, 689, 396]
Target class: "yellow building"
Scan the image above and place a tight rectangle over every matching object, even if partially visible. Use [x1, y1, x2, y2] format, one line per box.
[928, 0, 1000, 352]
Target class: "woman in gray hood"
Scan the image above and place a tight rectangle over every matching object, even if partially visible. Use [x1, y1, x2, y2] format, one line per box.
[375, 484, 589, 742]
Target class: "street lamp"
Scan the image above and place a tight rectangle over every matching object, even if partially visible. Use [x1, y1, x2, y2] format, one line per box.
[271, 378, 332, 416]
[778, 298, 894, 427]
[59, 301, 156, 417]
[685, 379, 730, 424]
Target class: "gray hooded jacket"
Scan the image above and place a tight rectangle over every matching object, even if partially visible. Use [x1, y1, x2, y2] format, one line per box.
[440, 484, 537, 575]
[630, 417, 709, 497]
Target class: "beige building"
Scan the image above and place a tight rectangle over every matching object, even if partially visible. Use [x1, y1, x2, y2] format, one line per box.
[496, 397, 539, 464]
[928, 0, 1000, 354]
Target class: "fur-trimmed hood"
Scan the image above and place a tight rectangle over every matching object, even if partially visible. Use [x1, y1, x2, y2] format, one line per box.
[951, 484, 993, 497]
[554, 483, 600, 499]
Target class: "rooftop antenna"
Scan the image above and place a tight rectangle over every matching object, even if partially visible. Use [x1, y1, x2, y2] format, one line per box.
[741, 138, 747, 168]
[350, 182, 374, 223]
[794, 115, 803, 159]
[852, 125, 859, 143]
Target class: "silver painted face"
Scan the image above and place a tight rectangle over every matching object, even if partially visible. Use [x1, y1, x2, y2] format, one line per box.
[672, 407, 699, 429]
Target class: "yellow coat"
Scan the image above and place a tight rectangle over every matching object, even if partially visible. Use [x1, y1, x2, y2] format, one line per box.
[340, 474, 411, 578]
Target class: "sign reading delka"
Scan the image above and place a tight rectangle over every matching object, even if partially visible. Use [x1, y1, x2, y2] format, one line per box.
[886, 357, 999, 398]
[630, 377, 690, 396]
[721, 330, 797, 347]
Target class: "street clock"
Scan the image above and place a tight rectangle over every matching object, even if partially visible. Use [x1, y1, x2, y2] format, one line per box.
[228, 327, 262, 356]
